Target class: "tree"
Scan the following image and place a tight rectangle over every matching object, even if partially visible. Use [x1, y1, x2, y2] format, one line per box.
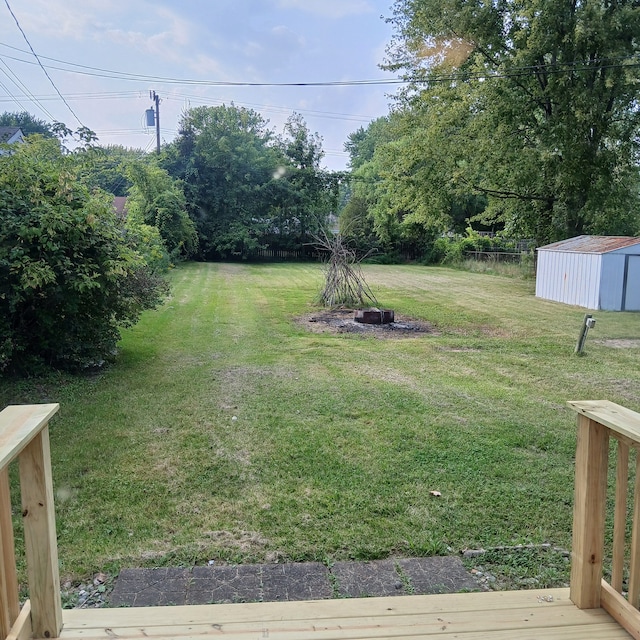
[0, 111, 56, 138]
[385, 0, 640, 244]
[78, 145, 147, 196]
[339, 195, 379, 254]
[0, 137, 167, 374]
[342, 114, 435, 257]
[345, 116, 392, 170]
[342, 116, 402, 253]
[163, 105, 335, 260]
[164, 105, 282, 259]
[266, 114, 334, 248]
[358, 98, 488, 247]
[126, 161, 198, 260]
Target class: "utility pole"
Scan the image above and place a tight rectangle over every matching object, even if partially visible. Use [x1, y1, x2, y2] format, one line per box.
[150, 90, 160, 154]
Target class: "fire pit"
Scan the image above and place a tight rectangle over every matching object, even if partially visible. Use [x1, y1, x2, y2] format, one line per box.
[298, 309, 437, 337]
[354, 308, 395, 324]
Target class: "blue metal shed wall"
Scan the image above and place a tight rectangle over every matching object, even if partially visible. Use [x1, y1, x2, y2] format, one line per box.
[535, 250, 602, 309]
[623, 255, 640, 311]
[599, 254, 626, 310]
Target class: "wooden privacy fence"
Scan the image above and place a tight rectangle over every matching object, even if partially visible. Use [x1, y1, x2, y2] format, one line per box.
[569, 400, 640, 638]
[0, 404, 61, 640]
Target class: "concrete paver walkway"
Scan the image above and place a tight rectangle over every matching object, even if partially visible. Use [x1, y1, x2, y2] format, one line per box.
[110, 557, 482, 607]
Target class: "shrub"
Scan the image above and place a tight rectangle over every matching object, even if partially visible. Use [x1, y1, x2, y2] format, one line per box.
[427, 237, 449, 264]
[0, 137, 168, 374]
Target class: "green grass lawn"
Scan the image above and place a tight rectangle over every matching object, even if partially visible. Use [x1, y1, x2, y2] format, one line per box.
[2, 262, 639, 587]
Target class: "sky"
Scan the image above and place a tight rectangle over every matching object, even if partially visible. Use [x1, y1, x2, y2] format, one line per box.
[0, 0, 400, 170]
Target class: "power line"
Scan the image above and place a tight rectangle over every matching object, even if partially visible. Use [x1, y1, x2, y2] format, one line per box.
[0, 73, 28, 112]
[0, 40, 638, 88]
[0, 90, 146, 103]
[406, 60, 640, 85]
[0, 82, 382, 133]
[2, 1, 85, 126]
[165, 93, 377, 123]
[0, 88, 379, 125]
[0, 57, 56, 120]
[0, 43, 401, 87]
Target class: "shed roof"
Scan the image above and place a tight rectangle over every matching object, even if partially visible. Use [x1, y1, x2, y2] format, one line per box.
[539, 235, 640, 254]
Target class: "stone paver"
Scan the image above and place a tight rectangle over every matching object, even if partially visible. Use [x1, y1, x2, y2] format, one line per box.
[331, 560, 404, 598]
[109, 557, 481, 607]
[261, 562, 332, 601]
[187, 565, 262, 605]
[397, 557, 482, 594]
[110, 567, 190, 607]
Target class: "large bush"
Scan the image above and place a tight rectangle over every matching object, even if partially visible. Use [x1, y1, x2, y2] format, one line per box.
[0, 137, 167, 374]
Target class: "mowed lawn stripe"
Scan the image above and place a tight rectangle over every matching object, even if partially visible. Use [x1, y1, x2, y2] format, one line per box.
[0, 262, 638, 583]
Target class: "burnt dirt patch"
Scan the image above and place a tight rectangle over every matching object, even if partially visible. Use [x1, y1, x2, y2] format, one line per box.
[296, 309, 438, 338]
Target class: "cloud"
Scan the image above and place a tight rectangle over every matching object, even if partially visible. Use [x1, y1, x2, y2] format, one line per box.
[0, 0, 394, 171]
[271, 25, 306, 47]
[98, 5, 193, 55]
[275, 0, 374, 18]
[2, 0, 211, 70]
[2, 0, 129, 40]
[187, 53, 226, 78]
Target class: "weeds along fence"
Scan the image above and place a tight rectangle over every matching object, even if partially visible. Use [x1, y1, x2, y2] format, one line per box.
[463, 250, 534, 263]
[463, 249, 537, 277]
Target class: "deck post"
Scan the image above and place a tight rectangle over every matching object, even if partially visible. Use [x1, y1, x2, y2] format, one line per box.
[570, 414, 609, 609]
[19, 425, 62, 638]
[0, 467, 20, 638]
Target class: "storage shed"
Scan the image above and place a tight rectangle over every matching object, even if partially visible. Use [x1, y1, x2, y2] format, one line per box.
[535, 235, 640, 311]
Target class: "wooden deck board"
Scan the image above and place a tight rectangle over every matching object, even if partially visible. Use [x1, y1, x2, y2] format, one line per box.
[59, 588, 631, 640]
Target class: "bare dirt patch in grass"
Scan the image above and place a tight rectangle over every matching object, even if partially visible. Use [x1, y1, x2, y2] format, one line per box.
[296, 309, 438, 338]
[595, 338, 640, 349]
[202, 530, 270, 553]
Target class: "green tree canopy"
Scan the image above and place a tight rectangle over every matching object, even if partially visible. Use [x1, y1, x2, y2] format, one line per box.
[265, 113, 335, 248]
[384, 0, 640, 245]
[78, 145, 147, 196]
[343, 113, 450, 256]
[0, 111, 56, 138]
[126, 161, 198, 260]
[345, 116, 393, 170]
[163, 105, 334, 259]
[0, 137, 167, 374]
[163, 105, 281, 258]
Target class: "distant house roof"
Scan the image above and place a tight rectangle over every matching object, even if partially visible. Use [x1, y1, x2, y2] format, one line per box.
[539, 235, 640, 254]
[112, 196, 128, 219]
[0, 126, 25, 145]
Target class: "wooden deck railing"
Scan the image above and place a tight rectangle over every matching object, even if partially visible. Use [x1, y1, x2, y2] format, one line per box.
[569, 400, 640, 639]
[0, 404, 61, 640]
[1, 401, 640, 639]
